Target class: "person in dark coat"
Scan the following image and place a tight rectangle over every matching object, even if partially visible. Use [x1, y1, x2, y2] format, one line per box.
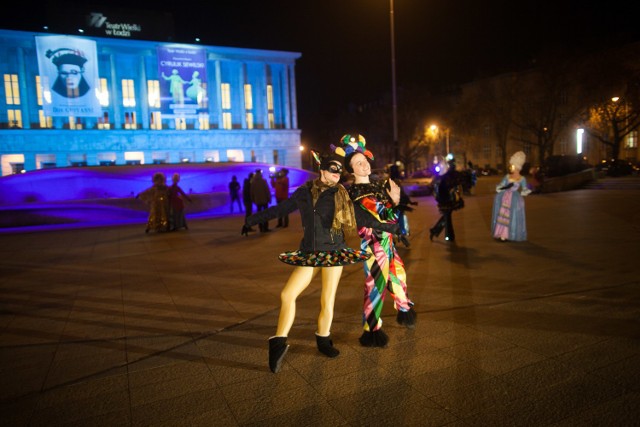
[242, 172, 255, 231]
[250, 169, 272, 232]
[430, 156, 465, 242]
[228, 175, 243, 213]
[242, 152, 369, 373]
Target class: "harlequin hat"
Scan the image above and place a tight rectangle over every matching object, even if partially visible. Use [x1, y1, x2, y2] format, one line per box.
[330, 134, 374, 173]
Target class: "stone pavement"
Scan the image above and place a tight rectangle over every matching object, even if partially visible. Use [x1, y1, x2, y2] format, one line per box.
[1, 177, 639, 426]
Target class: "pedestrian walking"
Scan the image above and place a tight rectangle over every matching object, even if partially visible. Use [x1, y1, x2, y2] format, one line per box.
[430, 155, 465, 242]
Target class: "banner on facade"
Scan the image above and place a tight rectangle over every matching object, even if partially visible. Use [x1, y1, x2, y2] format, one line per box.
[35, 35, 102, 117]
[157, 45, 208, 118]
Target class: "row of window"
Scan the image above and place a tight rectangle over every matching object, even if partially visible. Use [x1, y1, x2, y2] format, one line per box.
[1, 148, 286, 176]
[3, 74, 275, 130]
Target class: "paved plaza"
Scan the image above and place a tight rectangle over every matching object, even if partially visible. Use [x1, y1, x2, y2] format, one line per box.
[1, 177, 639, 426]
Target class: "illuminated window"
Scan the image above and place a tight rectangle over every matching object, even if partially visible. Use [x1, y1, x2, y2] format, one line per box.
[35, 76, 44, 106]
[38, 110, 52, 129]
[221, 83, 232, 129]
[147, 80, 160, 108]
[35, 76, 53, 128]
[150, 111, 162, 130]
[124, 111, 137, 129]
[198, 113, 210, 130]
[121, 79, 136, 107]
[174, 117, 186, 130]
[626, 131, 637, 148]
[244, 84, 253, 109]
[8, 109, 22, 128]
[244, 84, 254, 129]
[97, 112, 111, 130]
[226, 149, 245, 162]
[4, 74, 20, 105]
[221, 83, 231, 109]
[266, 84, 274, 129]
[97, 78, 109, 107]
[69, 116, 83, 130]
[222, 112, 232, 130]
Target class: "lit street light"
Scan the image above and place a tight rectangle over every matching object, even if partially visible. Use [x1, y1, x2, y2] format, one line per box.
[389, 0, 399, 162]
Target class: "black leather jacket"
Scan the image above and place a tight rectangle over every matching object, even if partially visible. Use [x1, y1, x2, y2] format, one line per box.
[246, 180, 348, 252]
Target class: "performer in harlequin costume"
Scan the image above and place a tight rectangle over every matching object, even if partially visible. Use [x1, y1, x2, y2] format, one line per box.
[332, 134, 417, 348]
[242, 151, 369, 373]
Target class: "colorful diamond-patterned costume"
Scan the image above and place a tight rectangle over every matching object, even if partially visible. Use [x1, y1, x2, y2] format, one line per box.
[348, 182, 414, 332]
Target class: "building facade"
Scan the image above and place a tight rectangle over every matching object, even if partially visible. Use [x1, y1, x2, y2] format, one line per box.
[0, 29, 302, 176]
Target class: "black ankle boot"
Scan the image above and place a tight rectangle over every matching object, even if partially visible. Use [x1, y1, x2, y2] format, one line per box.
[358, 329, 389, 348]
[315, 333, 340, 358]
[397, 307, 417, 329]
[268, 336, 289, 373]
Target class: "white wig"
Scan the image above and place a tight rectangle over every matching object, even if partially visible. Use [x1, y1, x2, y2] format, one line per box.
[509, 151, 526, 172]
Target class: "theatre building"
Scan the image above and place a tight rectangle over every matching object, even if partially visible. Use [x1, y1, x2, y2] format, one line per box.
[0, 17, 301, 176]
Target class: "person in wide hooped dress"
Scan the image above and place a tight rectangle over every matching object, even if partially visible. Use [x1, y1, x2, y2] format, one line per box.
[491, 151, 532, 242]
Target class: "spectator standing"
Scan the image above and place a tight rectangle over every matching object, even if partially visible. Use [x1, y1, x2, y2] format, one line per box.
[242, 172, 255, 232]
[250, 169, 272, 232]
[168, 173, 191, 231]
[228, 175, 243, 213]
[271, 168, 290, 227]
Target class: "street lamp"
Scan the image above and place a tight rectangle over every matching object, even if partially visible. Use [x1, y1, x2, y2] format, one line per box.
[389, 0, 399, 162]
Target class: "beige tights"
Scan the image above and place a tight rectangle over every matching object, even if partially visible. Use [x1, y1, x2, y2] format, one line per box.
[275, 266, 343, 337]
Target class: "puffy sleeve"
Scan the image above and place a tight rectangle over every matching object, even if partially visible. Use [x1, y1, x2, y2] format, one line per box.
[520, 177, 532, 196]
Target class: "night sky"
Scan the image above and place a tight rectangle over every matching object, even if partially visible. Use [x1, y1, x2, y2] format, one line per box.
[2, 0, 638, 145]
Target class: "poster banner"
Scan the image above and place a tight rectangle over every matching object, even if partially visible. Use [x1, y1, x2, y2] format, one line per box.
[35, 35, 102, 117]
[157, 45, 208, 118]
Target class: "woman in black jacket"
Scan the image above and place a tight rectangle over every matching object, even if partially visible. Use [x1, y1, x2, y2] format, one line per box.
[242, 153, 369, 373]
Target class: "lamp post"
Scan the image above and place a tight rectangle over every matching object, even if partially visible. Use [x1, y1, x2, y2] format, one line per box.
[389, 0, 399, 162]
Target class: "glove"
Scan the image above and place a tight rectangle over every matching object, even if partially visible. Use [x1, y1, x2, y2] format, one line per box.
[241, 224, 250, 236]
[499, 183, 514, 191]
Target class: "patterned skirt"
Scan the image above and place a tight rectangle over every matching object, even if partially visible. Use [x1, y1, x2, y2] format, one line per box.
[278, 248, 371, 267]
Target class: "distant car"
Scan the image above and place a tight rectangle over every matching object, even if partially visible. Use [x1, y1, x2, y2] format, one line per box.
[478, 167, 498, 176]
[402, 170, 434, 196]
[595, 159, 634, 177]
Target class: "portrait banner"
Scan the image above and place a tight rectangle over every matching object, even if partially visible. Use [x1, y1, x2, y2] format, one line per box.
[35, 35, 102, 117]
[157, 45, 208, 118]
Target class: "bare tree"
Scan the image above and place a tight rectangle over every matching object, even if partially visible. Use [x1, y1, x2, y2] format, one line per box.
[509, 52, 588, 165]
[578, 43, 640, 160]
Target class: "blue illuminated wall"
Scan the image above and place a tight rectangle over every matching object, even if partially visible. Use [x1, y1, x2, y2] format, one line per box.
[0, 29, 302, 176]
[0, 163, 316, 232]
